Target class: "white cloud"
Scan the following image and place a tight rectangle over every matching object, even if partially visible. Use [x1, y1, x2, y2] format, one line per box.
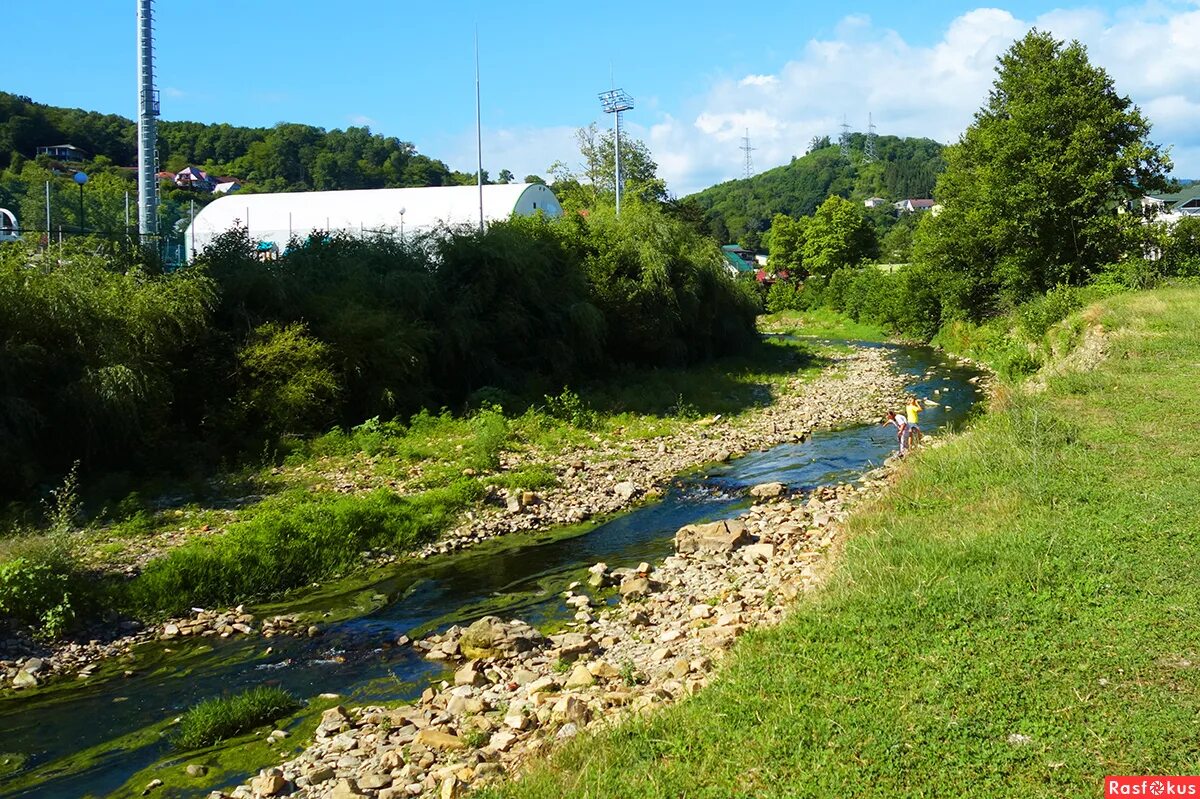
[738, 74, 778, 88]
[656, 2, 1200, 193]
[349, 114, 379, 128]
[452, 3, 1200, 195]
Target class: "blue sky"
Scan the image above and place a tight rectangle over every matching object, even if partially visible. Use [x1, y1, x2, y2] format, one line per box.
[7, 1, 1200, 193]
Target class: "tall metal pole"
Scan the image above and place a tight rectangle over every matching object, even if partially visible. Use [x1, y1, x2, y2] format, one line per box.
[137, 0, 160, 238]
[598, 89, 634, 217]
[44, 181, 51, 236]
[475, 28, 484, 232]
[614, 110, 622, 217]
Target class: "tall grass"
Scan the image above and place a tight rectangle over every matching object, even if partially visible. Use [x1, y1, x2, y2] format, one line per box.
[173, 687, 302, 750]
[125, 485, 478, 616]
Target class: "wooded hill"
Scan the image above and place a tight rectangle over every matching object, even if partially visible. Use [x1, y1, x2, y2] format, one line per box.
[686, 134, 945, 246]
[0, 92, 477, 192]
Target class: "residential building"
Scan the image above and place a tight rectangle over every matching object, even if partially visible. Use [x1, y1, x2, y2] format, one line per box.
[894, 198, 936, 213]
[721, 244, 758, 277]
[864, 197, 888, 209]
[1144, 184, 1200, 220]
[174, 166, 216, 192]
[36, 144, 88, 162]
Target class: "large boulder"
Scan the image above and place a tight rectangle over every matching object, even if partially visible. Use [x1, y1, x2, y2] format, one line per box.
[674, 519, 751, 554]
[458, 616, 544, 660]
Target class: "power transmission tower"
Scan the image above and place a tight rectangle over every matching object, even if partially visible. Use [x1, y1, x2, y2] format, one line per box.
[740, 128, 756, 179]
[839, 116, 852, 162]
[864, 113, 878, 163]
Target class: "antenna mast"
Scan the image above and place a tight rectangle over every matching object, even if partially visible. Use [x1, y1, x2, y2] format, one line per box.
[137, 0, 160, 238]
[740, 128, 756, 179]
[864, 113, 878, 163]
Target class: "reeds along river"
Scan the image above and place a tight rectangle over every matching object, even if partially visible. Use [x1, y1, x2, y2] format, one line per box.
[0, 342, 985, 799]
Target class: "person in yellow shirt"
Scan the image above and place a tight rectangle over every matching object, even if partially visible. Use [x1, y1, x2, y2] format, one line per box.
[904, 395, 923, 450]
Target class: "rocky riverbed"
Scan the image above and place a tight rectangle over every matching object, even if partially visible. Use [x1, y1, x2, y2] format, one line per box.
[1, 344, 915, 692]
[215, 472, 895, 799]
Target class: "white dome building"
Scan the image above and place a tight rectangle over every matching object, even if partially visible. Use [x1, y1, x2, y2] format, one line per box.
[184, 183, 563, 259]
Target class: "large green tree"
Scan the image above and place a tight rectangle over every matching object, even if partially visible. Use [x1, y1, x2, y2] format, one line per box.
[550, 123, 667, 210]
[768, 213, 808, 275]
[802, 196, 878, 276]
[915, 30, 1170, 315]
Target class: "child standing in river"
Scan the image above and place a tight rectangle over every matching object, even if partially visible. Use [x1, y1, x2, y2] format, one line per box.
[904, 395, 923, 451]
[884, 410, 909, 456]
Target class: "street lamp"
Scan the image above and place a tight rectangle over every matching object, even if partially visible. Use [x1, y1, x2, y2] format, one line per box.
[599, 88, 634, 216]
[73, 171, 88, 232]
[399, 207, 406, 242]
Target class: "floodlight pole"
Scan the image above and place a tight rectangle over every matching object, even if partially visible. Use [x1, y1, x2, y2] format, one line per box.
[475, 29, 484, 232]
[599, 88, 634, 216]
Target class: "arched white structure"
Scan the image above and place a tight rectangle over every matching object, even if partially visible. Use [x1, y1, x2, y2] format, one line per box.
[0, 208, 19, 243]
[184, 183, 563, 258]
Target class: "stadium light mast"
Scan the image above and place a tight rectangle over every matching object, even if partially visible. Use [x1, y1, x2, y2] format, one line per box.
[136, 0, 160, 238]
[598, 88, 634, 216]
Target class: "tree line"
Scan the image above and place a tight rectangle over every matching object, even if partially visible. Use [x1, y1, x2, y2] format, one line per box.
[763, 30, 1200, 356]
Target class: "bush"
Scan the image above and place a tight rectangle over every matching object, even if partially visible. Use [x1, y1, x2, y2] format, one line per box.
[233, 322, 340, 438]
[0, 535, 85, 639]
[543, 388, 598, 429]
[765, 281, 802, 314]
[1017, 284, 1083, 339]
[174, 686, 302, 750]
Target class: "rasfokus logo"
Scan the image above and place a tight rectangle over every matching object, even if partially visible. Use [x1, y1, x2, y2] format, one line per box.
[1107, 777, 1200, 797]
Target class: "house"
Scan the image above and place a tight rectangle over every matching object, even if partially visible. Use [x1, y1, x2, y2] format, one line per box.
[36, 144, 88, 163]
[213, 179, 242, 195]
[175, 166, 217, 192]
[895, 198, 936, 213]
[1144, 184, 1200, 220]
[863, 197, 888, 209]
[156, 170, 177, 182]
[721, 244, 758, 277]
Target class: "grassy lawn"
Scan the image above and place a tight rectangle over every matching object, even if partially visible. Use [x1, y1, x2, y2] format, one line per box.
[483, 286, 1200, 798]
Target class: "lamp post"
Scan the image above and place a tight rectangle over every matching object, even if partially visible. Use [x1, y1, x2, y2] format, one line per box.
[73, 171, 89, 232]
[399, 207, 406, 242]
[598, 89, 635, 216]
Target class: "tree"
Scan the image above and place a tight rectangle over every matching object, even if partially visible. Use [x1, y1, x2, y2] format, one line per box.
[807, 135, 831, 154]
[802, 196, 878, 276]
[497, 169, 514, 184]
[915, 30, 1170, 316]
[768, 213, 807, 275]
[523, 174, 546, 185]
[551, 123, 667, 209]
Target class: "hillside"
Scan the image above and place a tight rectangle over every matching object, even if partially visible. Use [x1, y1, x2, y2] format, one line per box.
[0, 92, 479, 191]
[687, 133, 945, 244]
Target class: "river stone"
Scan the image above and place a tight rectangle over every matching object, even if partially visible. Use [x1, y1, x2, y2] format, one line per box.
[550, 632, 596, 658]
[250, 769, 288, 796]
[330, 779, 367, 799]
[360, 774, 393, 790]
[565, 664, 595, 689]
[489, 730, 518, 751]
[185, 764, 208, 777]
[619, 576, 653, 599]
[742, 543, 776, 563]
[458, 616, 542, 660]
[454, 661, 487, 687]
[318, 705, 352, 734]
[613, 481, 637, 500]
[749, 482, 786, 499]
[414, 730, 465, 751]
[308, 766, 335, 784]
[11, 670, 38, 689]
[674, 519, 751, 554]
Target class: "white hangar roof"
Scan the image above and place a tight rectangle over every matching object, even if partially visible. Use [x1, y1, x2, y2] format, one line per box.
[184, 183, 563, 257]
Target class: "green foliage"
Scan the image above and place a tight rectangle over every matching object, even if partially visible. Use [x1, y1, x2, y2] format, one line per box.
[173, 687, 302, 750]
[1162, 216, 1200, 277]
[688, 135, 944, 244]
[549, 124, 667, 210]
[0, 240, 215, 493]
[543, 388, 598, 429]
[801, 196, 879, 276]
[915, 30, 1170, 317]
[0, 552, 77, 639]
[1016, 285, 1083, 339]
[764, 280, 802, 314]
[767, 214, 806, 276]
[126, 485, 478, 615]
[234, 322, 340, 438]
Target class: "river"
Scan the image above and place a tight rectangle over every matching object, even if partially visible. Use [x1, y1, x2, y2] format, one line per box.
[0, 342, 984, 799]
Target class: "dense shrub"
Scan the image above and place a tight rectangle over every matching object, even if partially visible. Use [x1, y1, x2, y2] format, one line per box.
[765, 280, 802, 314]
[1017, 285, 1083, 339]
[0, 545, 79, 639]
[233, 322, 341, 438]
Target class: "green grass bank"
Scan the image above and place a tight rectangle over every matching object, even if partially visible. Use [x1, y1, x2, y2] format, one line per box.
[482, 287, 1200, 797]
